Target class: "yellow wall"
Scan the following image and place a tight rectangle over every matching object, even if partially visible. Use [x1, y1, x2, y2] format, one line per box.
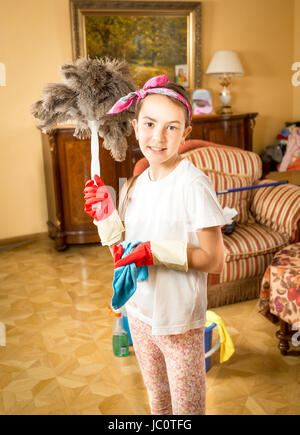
[0, 0, 72, 239]
[202, 0, 295, 147]
[0, 0, 298, 239]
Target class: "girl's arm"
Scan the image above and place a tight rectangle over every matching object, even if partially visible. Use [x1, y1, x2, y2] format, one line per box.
[111, 227, 225, 274]
[187, 226, 225, 274]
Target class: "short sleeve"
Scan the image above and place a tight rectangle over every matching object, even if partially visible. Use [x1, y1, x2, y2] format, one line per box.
[186, 175, 226, 231]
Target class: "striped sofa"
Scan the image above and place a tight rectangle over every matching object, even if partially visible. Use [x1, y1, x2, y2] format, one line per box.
[133, 139, 300, 308]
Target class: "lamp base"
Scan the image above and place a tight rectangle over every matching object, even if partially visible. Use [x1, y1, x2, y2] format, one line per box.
[217, 105, 233, 115]
[218, 82, 232, 115]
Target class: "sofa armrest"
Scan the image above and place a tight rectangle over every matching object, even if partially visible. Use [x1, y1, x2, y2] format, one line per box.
[250, 179, 300, 242]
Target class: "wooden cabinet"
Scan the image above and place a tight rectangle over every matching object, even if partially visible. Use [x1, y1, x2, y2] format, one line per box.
[190, 113, 258, 151]
[42, 113, 257, 250]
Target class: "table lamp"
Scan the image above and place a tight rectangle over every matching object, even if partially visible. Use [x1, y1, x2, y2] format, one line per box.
[206, 50, 244, 115]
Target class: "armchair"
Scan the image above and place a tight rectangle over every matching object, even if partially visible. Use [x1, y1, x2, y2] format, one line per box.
[133, 139, 300, 308]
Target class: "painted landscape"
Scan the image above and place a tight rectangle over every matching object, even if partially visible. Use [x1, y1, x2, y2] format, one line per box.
[85, 15, 187, 87]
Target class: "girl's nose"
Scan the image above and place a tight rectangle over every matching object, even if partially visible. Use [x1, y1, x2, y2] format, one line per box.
[152, 129, 164, 143]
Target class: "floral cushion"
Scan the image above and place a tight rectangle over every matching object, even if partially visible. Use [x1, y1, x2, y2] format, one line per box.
[259, 242, 300, 329]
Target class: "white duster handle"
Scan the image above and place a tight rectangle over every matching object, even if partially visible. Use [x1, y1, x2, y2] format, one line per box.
[88, 120, 125, 246]
[88, 120, 101, 178]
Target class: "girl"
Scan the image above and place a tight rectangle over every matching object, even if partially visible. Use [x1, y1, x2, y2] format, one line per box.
[84, 75, 226, 415]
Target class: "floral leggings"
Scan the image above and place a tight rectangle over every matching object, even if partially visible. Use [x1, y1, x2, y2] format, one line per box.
[127, 314, 206, 415]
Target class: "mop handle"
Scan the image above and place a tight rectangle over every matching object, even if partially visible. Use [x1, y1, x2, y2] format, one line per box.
[216, 180, 288, 195]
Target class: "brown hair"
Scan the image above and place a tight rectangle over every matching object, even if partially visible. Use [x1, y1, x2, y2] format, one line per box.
[118, 175, 139, 222]
[135, 82, 192, 127]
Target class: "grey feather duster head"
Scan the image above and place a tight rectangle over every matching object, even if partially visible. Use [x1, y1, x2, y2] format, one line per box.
[31, 57, 136, 161]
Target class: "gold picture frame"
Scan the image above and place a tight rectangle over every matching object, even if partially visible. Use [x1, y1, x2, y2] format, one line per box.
[69, 0, 202, 88]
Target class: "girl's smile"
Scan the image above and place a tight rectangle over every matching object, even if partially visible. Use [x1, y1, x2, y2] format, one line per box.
[147, 146, 167, 154]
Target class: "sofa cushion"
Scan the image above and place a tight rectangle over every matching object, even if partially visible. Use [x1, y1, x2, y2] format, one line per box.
[223, 222, 290, 261]
[251, 179, 300, 241]
[208, 222, 290, 284]
[216, 252, 275, 284]
[181, 146, 262, 182]
[200, 168, 255, 224]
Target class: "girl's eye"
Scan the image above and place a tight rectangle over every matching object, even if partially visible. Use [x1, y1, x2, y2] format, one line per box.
[144, 122, 154, 128]
[168, 125, 177, 131]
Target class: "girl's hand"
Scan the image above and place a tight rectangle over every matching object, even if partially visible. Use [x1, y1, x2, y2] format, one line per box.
[84, 175, 115, 221]
[113, 240, 188, 272]
[114, 242, 154, 269]
[83, 175, 124, 246]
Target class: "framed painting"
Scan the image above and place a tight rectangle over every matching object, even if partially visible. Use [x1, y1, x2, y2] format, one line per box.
[69, 1, 202, 88]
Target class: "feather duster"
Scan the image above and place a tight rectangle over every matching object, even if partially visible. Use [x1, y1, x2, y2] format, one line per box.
[31, 57, 136, 167]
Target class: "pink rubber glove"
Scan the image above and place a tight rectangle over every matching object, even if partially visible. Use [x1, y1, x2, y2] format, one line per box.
[83, 175, 124, 246]
[112, 244, 125, 262]
[114, 242, 154, 269]
[113, 240, 188, 272]
[84, 174, 115, 221]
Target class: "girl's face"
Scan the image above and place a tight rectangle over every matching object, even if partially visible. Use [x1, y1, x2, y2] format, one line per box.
[132, 94, 192, 166]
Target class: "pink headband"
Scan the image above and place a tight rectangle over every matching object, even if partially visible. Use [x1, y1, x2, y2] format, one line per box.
[107, 74, 192, 124]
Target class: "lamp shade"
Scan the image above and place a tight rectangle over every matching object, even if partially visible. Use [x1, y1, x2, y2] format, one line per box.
[0, 63, 6, 86]
[206, 50, 244, 77]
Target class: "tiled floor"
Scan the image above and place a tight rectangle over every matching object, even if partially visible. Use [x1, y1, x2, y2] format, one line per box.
[0, 236, 299, 415]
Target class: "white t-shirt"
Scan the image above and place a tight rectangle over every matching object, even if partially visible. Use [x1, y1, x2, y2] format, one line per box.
[124, 158, 226, 335]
